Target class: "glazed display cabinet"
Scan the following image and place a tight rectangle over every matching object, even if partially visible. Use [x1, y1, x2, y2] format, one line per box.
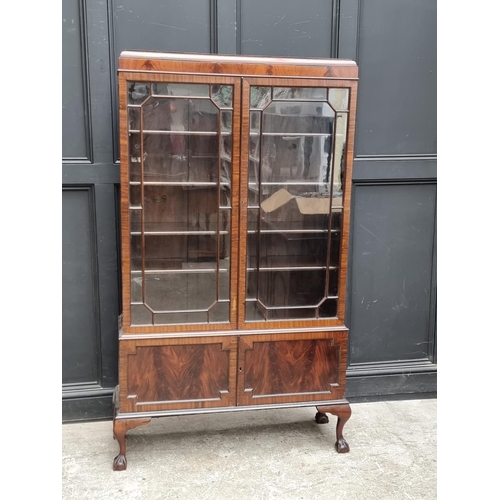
[113, 51, 358, 470]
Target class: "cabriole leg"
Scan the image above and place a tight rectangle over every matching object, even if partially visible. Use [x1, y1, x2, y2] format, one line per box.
[112, 417, 151, 471]
[315, 403, 352, 453]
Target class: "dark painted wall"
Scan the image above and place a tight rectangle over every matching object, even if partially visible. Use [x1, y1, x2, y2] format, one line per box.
[62, 0, 436, 421]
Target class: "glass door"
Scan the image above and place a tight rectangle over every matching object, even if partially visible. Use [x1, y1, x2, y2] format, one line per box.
[240, 79, 352, 327]
[121, 76, 240, 330]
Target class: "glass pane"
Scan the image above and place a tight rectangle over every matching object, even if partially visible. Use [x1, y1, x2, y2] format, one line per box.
[328, 89, 349, 111]
[142, 134, 219, 182]
[250, 232, 329, 269]
[246, 270, 257, 299]
[152, 83, 209, 97]
[257, 270, 326, 308]
[128, 80, 233, 327]
[261, 136, 334, 185]
[142, 98, 218, 132]
[129, 209, 141, 232]
[128, 107, 140, 131]
[260, 196, 331, 230]
[249, 135, 260, 162]
[154, 311, 208, 325]
[273, 87, 326, 100]
[330, 231, 341, 267]
[250, 87, 271, 109]
[128, 82, 149, 105]
[245, 86, 342, 323]
[263, 102, 334, 134]
[328, 268, 339, 297]
[221, 135, 232, 162]
[333, 113, 348, 197]
[246, 233, 258, 267]
[129, 133, 142, 178]
[221, 111, 232, 133]
[248, 188, 260, 208]
[247, 207, 259, 231]
[209, 302, 230, 323]
[319, 299, 338, 318]
[129, 185, 141, 207]
[211, 85, 233, 108]
[220, 185, 231, 207]
[245, 302, 317, 321]
[250, 111, 261, 133]
[219, 259, 230, 301]
[131, 274, 143, 303]
[144, 272, 217, 312]
[130, 304, 152, 326]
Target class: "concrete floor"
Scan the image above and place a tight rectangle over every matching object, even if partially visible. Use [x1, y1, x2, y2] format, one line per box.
[62, 399, 436, 500]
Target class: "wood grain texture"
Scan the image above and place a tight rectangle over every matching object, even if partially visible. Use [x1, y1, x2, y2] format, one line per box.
[129, 344, 229, 402]
[119, 336, 237, 412]
[245, 340, 339, 394]
[118, 52, 358, 80]
[119, 72, 132, 329]
[336, 82, 357, 323]
[237, 331, 347, 406]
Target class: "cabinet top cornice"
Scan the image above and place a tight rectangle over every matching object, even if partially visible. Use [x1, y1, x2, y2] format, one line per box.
[118, 51, 358, 79]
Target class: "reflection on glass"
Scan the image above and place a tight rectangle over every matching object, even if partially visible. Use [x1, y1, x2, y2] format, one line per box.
[128, 107, 140, 131]
[221, 111, 232, 133]
[245, 86, 344, 322]
[261, 136, 333, 186]
[249, 135, 260, 161]
[328, 89, 349, 111]
[144, 272, 217, 311]
[130, 184, 224, 231]
[128, 79, 234, 326]
[250, 87, 271, 109]
[250, 111, 260, 133]
[129, 133, 142, 182]
[142, 98, 218, 132]
[152, 83, 209, 97]
[211, 85, 233, 108]
[140, 134, 218, 182]
[129, 185, 141, 207]
[263, 102, 334, 134]
[258, 270, 327, 307]
[319, 299, 338, 318]
[328, 268, 339, 297]
[273, 87, 326, 100]
[221, 135, 232, 163]
[209, 302, 230, 323]
[333, 113, 348, 197]
[130, 304, 152, 326]
[154, 311, 207, 325]
[128, 82, 149, 105]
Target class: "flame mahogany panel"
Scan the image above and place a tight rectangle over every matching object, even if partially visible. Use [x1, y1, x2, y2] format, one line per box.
[120, 336, 237, 412]
[237, 331, 347, 406]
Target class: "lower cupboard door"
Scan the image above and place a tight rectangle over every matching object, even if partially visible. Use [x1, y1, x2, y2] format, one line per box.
[118, 336, 237, 413]
[236, 331, 348, 406]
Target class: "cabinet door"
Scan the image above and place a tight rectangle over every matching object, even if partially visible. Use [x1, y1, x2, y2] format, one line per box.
[119, 73, 241, 333]
[237, 331, 347, 406]
[238, 79, 356, 330]
[118, 336, 238, 413]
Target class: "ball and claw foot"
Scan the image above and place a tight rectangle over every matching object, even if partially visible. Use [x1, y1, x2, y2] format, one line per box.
[335, 438, 350, 453]
[113, 454, 127, 471]
[315, 411, 329, 424]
